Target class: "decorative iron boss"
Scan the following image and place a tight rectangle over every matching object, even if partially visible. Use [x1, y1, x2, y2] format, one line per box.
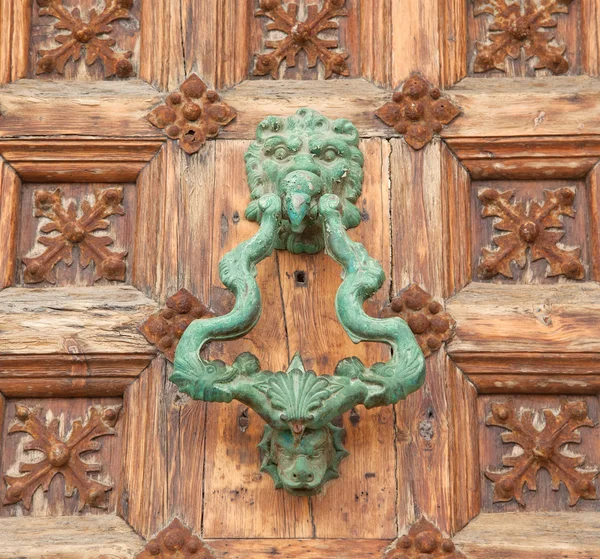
[172, 109, 426, 496]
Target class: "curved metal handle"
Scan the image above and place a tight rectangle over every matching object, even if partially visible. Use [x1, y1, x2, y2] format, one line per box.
[172, 109, 426, 497]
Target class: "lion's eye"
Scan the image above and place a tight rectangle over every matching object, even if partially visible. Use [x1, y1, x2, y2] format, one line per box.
[273, 146, 289, 160]
[321, 148, 337, 162]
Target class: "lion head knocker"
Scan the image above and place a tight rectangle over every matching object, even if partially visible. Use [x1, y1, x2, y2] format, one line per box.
[172, 109, 426, 496]
[244, 108, 364, 253]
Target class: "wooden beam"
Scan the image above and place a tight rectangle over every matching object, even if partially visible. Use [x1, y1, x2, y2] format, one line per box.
[0, 515, 143, 559]
[454, 512, 600, 558]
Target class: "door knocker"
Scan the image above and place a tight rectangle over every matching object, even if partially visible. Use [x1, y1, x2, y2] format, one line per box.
[172, 109, 426, 496]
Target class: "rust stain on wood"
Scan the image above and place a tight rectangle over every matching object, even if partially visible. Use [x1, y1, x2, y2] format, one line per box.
[35, 0, 134, 78]
[3, 404, 121, 511]
[253, 0, 349, 79]
[485, 400, 599, 506]
[23, 187, 128, 284]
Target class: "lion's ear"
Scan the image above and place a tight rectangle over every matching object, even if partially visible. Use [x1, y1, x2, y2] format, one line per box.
[332, 118, 359, 146]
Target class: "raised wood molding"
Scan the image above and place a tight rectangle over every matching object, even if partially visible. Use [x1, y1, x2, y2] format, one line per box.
[0, 139, 164, 183]
[445, 135, 600, 180]
[0, 286, 157, 396]
[447, 283, 600, 393]
[0, 515, 143, 559]
[454, 512, 600, 559]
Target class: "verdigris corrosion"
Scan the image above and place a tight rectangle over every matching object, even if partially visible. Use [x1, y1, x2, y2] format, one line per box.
[172, 109, 425, 496]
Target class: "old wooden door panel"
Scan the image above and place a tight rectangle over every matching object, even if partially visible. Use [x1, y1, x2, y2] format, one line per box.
[1, 0, 600, 558]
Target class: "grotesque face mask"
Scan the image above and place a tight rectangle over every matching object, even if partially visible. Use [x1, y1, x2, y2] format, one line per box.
[259, 423, 348, 496]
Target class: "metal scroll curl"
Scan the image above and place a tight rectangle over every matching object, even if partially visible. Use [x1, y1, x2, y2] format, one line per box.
[172, 109, 426, 496]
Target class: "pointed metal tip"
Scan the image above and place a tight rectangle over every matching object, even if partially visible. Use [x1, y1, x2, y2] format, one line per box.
[287, 352, 306, 373]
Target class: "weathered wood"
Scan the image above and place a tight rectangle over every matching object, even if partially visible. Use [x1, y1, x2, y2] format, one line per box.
[442, 77, 600, 138]
[0, 286, 157, 386]
[441, 141, 471, 298]
[277, 139, 395, 538]
[447, 356, 480, 533]
[139, 0, 185, 92]
[359, 0, 391, 86]
[582, 0, 600, 77]
[133, 142, 182, 304]
[0, 80, 163, 138]
[118, 357, 168, 539]
[447, 283, 600, 391]
[202, 140, 311, 539]
[0, 158, 20, 289]
[391, 0, 440, 86]
[1, 397, 123, 517]
[440, 0, 467, 87]
[0, 139, 163, 183]
[220, 79, 393, 139]
[0, 515, 143, 559]
[0, 0, 31, 85]
[589, 163, 600, 282]
[390, 138, 453, 534]
[478, 395, 600, 513]
[206, 538, 393, 558]
[454, 512, 600, 558]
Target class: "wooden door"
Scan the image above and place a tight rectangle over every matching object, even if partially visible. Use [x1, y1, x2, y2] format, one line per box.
[1, 0, 599, 557]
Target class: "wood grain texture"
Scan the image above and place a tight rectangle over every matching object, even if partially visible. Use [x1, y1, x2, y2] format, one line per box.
[442, 77, 600, 138]
[118, 357, 168, 539]
[447, 356, 480, 533]
[478, 395, 600, 513]
[206, 539, 393, 558]
[391, 0, 440, 86]
[454, 512, 600, 558]
[0, 80, 163, 138]
[133, 142, 181, 305]
[0, 397, 123, 517]
[447, 283, 600, 392]
[139, 0, 185, 92]
[277, 139, 395, 538]
[588, 162, 600, 281]
[201, 140, 311, 539]
[390, 138, 444, 297]
[359, 0, 391, 86]
[0, 515, 143, 559]
[220, 79, 392, 140]
[217, 0, 252, 89]
[582, 0, 600, 77]
[0, 286, 156, 389]
[0, 0, 32, 85]
[0, 139, 163, 183]
[440, 0, 467, 87]
[390, 138, 454, 533]
[442, 141, 471, 298]
[0, 159, 20, 289]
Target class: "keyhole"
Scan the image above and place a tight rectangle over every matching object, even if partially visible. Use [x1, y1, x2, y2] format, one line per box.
[294, 270, 307, 286]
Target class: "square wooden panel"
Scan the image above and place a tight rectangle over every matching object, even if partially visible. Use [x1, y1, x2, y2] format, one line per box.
[28, 0, 141, 81]
[17, 182, 136, 287]
[478, 394, 600, 513]
[0, 396, 123, 517]
[466, 0, 582, 78]
[469, 178, 591, 284]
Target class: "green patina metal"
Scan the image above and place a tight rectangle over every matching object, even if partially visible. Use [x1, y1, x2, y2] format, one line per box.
[172, 109, 426, 496]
